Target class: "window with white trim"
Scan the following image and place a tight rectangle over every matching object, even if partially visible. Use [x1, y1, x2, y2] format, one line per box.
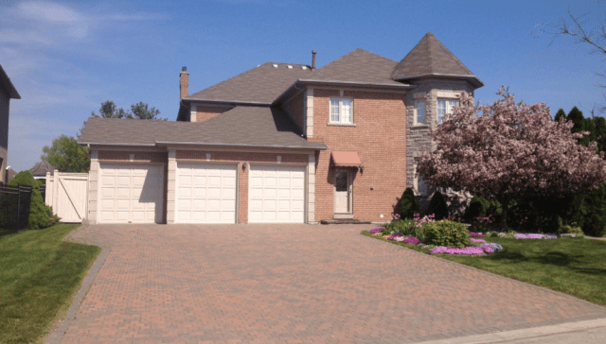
[437, 99, 458, 123]
[415, 100, 426, 125]
[414, 163, 429, 196]
[330, 98, 353, 124]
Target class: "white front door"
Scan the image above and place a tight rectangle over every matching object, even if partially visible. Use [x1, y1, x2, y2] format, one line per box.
[334, 170, 351, 214]
[98, 165, 164, 224]
[176, 163, 237, 224]
[248, 165, 305, 223]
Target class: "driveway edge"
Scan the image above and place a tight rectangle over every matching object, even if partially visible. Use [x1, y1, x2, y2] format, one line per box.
[43, 226, 111, 344]
[413, 317, 606, 344]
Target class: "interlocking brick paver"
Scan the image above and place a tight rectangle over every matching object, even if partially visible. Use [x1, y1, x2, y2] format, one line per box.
[53, 224, 606, 344]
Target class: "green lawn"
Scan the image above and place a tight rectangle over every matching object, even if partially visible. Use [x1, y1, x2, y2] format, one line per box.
[362, 231, 606, 306]
[0, 224, 101, 344]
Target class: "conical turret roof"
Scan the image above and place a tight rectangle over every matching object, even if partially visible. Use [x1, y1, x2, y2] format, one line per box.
[391, 32, 483, 88]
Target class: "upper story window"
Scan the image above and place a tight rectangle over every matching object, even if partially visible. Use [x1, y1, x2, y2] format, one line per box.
[415, 100, 426, 125]
[330, 98, 353, 124]
[437, 99, 458, 123]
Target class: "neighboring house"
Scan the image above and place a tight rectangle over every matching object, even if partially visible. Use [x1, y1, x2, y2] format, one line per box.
[78, 32, 483, 224]
[0, 64, 21, 185]
[28, 160, 55, 181]
[5, 167, 16, 182]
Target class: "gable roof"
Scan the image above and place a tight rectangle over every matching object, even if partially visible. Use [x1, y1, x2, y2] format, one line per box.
[390, 32, 483, 88]
[79, 110, 326, 150]
[310, 49, 402, 85]
[0, 64, 20, 99]
[28, 160, 55, 177]
[184, 62, 313, 105]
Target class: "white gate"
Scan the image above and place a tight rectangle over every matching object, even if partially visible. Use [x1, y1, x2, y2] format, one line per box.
[45, 170, 89, 223]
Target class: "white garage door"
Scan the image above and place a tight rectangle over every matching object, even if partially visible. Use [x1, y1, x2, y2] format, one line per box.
[249, 165, 305, 223]
[98, 165, 164, 224]
[176, 163, 237, 224]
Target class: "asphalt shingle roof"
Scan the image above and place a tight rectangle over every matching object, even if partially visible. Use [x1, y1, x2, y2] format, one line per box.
[185, 62, 313, 104]
[310, 48, 402, 85]
[28, 161, 55, 177]
[390, 32, 483, 87]
[79, 109, 326, 150]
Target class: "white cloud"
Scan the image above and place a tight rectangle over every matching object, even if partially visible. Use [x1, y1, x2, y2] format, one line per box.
[0, 1, 167, 172]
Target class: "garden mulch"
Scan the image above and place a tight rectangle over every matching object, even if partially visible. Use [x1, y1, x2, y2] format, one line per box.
[51, 224, 606, 344]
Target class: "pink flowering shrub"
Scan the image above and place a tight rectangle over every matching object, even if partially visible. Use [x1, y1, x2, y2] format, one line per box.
[417, 88, 606, 229]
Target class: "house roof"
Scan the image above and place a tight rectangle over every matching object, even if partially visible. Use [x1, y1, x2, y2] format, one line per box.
[184, 62, 314, 105]
[0, 64, 20, 99]
[28, 160, 55, 177]
[6, 168, 17, 181]
[311, 48, 402, 85]
[79, 109, 326, 150]
[390, 32, 483, 88]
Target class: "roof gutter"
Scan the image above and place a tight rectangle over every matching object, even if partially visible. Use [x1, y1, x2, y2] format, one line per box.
[155, 141, 327, 150]
[297, 79, 414, 89]
[77, 141, 157, 147]
[181, 98, 272, 107]
[396, 73, 484, 88]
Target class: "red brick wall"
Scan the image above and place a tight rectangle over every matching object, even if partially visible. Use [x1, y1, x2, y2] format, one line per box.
[282, 92, 305, 133]
[177, 150, 307, 223]
[313, 89, 407, 222]
[195, 106, 232, 122]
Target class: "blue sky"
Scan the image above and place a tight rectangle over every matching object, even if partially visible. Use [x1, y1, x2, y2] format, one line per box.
[2, 0, 605, 172]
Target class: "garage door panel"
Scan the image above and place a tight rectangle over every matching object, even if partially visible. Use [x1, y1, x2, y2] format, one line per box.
[116, 187, 130, 198]
[176, 163, 236, 224]
[98, 165, 164, 224]
[249, 166, 305, 223]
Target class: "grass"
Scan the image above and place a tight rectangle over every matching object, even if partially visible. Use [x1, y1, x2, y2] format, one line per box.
[0, 223, 101, 344]
[362, 231, 606, 306]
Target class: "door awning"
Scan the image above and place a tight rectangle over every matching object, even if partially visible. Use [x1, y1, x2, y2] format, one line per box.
[331, 151, 362, 167]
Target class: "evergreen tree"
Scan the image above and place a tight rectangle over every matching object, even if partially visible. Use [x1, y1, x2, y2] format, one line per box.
[397, 187, 419, 220]
[426, 191, 449, 220]
[554, 108, 567, 123]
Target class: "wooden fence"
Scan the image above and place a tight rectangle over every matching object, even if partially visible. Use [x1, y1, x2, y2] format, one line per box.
[45, 170, 88, 223]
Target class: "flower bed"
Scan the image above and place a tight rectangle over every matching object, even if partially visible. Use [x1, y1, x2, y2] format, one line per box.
[515, 233, 558, 239]
[469, 231, 486, 237]
[429, 242, 503, 255]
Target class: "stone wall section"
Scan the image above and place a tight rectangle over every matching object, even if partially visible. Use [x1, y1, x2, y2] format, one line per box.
[405, 80, 475, 210]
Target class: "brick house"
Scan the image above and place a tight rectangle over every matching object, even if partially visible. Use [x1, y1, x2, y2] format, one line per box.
[0, 64, 21, 184]
[79, 32, 483, 224]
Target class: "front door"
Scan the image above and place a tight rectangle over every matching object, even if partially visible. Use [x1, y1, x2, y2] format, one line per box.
[334, 170, 351, 215]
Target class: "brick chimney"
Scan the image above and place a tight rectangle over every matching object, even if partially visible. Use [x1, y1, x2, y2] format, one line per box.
[311, 50, 316, 69]
[180, 66, 189, 100]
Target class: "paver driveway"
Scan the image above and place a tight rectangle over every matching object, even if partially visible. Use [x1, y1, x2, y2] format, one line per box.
[54, 224, 606, 344]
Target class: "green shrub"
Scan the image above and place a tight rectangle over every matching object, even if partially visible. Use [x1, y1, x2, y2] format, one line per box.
[385, 219, 417, 236]
[397, 187, 419, 220]
[427, 191, 449, 220]
[423, 220, 471, 248]
[561, 223, 584, 237]
[8, 171, 50, 230]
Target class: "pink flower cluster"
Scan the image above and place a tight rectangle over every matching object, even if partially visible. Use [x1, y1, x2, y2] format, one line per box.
[430, 245, 495, 255]
[470, 238, 486, 243]
[387, 235, 420, 245]
[469, 232, 486, 237]
[370, 227, 384, 234]
[515, 233, 557, 239]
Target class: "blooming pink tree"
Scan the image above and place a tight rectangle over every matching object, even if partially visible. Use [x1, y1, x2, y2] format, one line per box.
[417, 87, 606, 229]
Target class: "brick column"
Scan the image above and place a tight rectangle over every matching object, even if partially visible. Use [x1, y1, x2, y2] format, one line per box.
[167, 149, 177, 224]
[87, 151, 99, 224]
[305, 87, 314, 138]
[306, 153, 316, 224]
